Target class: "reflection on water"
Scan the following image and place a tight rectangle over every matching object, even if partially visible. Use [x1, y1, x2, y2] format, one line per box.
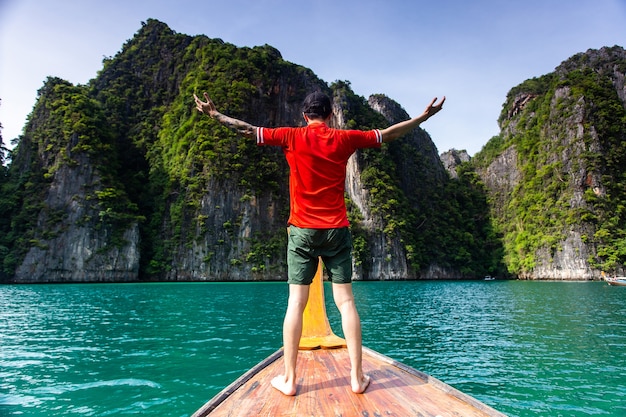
[1, 281, 625, 416]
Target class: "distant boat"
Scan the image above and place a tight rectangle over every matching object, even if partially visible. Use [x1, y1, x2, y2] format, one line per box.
[606, 276, 626, 286]
[484, 275, 495, 281]
[192, 260, 506, 416]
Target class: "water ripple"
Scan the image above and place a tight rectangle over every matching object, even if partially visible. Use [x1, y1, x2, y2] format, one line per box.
[1, 281, 625, 416]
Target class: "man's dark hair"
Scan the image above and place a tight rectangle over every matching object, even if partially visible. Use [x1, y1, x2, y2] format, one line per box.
[302, 92, 332, 120]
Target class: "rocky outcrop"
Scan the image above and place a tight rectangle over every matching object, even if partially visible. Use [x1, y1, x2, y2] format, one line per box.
[513, 86, 600, 280]
[345, 132, 412, 280]
[440, 149, 470, 179]
[344, 94, 454, 279]
[340, 95, 411, 279]
[158, 88, 448, 281]
[477, 46, 626, 280]
[480, 146, 520, 220]
[14, 147, 140, 283]
[162, 175, 289, 281]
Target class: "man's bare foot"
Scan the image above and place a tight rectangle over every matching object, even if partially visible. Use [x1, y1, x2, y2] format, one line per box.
[352, 374, 371, 394]
[271, 375, 297, 396]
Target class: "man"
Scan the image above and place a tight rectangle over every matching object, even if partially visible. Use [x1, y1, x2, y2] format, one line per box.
[194, 90, 444, 395]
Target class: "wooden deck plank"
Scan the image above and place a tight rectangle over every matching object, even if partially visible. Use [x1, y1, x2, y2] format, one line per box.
[194, 347, 506, 417]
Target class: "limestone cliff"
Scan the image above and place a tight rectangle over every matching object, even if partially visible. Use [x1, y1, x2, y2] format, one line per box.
[353, 94, 452, 279]
[155, 85, 453, 281]
[7, 79, 141, 282]
[342, 95, 415, 280]
[0, 20, 510, 282]
[14, 152, 140, 282]
[476, 46, 626, 279]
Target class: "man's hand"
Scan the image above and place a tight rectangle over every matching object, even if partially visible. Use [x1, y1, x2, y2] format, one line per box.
[193, 91, 257, 138]
[423, 96, 445, 119]
[194, 92, 218, 117]
[380, 96, 446, 142]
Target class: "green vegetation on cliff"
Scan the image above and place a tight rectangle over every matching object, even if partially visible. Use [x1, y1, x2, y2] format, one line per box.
[0, 78, 144, 276]
[0, 19, 506, 281]
[474, 46, 626, 275]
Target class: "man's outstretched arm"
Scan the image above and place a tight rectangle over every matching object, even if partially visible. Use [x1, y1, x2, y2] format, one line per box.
[194, 92, 257, 138]
[380, 96, 445, 142]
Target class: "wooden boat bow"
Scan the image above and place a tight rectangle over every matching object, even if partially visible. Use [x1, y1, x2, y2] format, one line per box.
[192, 260, 507, 416]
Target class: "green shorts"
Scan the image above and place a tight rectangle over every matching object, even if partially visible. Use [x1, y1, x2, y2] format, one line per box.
[287, 226, 353, 285]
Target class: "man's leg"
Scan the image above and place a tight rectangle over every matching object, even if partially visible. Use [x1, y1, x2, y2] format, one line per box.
[271, 283, 310, 395]
[332, 283, 370, 393]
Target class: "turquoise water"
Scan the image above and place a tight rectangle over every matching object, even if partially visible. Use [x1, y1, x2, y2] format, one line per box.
[1, 281, 625, 417]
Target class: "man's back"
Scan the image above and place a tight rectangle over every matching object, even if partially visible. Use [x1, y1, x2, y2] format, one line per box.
[256, 123, 382, 228]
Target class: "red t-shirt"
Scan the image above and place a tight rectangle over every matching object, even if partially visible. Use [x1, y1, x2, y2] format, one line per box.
[257, 122, 382, 228]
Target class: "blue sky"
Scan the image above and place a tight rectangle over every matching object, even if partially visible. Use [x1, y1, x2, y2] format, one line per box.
[1, 0, 624, 156]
